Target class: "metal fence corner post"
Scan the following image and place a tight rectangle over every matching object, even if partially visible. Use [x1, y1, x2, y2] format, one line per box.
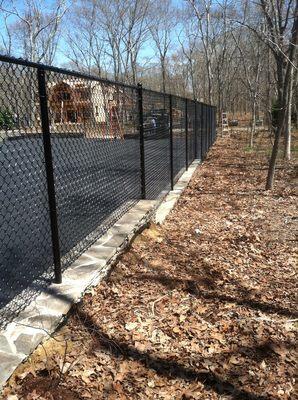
[200, 104, 204, 161]
[194, 101, 198, 159]
[207, 106, 210, 151]
[215, 106, 217, 142]
[169, 94, 174, 190]
[212, 108, 214, 143]
[137, 83, 146, 199]
[207, 105, 211, 151]
[37, 67, 62, 284]
[185, 98, 188, 170]
[209, 106, 212, 148]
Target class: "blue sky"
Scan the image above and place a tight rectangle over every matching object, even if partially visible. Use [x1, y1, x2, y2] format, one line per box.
[0, 0, 187, 68]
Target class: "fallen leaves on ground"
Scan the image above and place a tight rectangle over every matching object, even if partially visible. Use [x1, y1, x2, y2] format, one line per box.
[3, 131, 297, 400]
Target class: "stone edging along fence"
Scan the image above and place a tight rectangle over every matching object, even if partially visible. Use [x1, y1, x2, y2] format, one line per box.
[0, 159, 203, 389]
[0, 53, 216, 388]
[0, 54, 216, 328]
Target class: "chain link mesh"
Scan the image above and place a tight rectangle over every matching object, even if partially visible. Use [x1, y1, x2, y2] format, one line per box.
[187, 100, 196, 165]
[196, 102, 202, 160]
[0, 61, 54, 326]
[172, 96, 186, 183]
[0, 55, 216, 329]
[46, 71, 141, 269]
[142, 89, 171, 199]
[201, 103, 207, 159]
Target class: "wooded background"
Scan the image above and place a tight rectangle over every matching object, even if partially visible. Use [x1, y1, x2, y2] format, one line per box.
[0, 0, 297, 188]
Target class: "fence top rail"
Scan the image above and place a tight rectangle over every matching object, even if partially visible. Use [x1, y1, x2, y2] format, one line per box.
[170, 93, 215, 108]
[142, 87, 194, 104]
[138, 86, 198, 104]
[142, 86, 169, 98]
[0, 53, 137, 91]
[0, 53, 215, 108]
[170, 93, 199, 104]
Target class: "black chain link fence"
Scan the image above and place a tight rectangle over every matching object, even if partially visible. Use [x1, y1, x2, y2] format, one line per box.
[0, 55, 217, 329]
[142, 89, 171, 199]
[187, 100, 196, 166]
[172, 95, 186, 182]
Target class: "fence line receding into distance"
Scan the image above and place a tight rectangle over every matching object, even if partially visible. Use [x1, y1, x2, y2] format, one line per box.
[0, 54, 217, 328]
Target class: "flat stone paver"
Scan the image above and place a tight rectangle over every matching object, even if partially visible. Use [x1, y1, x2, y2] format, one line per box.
[155, 160, 200, 224]
[0, 161, 199, 390]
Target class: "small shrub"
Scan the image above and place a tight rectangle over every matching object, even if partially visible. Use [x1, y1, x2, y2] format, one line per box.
[271, 100, 279, 128]
[0, 108, 14, 130]
[244, 145, 253, 152]
[271, 100, 296, 129]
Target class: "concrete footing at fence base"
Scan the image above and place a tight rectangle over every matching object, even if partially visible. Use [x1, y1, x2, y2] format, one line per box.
[0, 159, 200, 390]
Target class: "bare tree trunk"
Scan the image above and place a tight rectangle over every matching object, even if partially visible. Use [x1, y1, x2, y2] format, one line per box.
[284, 65, 293, 160]
[259, 0, 298, 189]
[161, 58, 166, 93]
[250, 97, 257, 147]
[266, 121, 284, 189]
[206, 59, 213, 104]
[266, 62, 287, 190]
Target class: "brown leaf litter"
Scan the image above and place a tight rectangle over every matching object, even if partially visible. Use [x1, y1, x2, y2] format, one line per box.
[2, 131, 297, 400]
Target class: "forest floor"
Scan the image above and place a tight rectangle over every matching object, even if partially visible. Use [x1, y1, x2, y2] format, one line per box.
[3, 131, 297, 400]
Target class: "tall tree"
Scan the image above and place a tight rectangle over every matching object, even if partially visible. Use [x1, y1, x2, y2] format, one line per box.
[230, 0, 297, 188]
[148, 0, 175, 93]
[0, 0, 67, 64]
[178, 13, 200, 99]
[257, 0, 297, 189]
[232, 28, 264, 147]
[64, 0, 105, 76]
[187, 0, 216, 104]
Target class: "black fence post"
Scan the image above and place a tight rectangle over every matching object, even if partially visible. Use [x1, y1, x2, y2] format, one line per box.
[214, 106, 217, 142]
[206, 106, 208, 153]
[37, 67, 62, 284]
[199, 103, 202, 161]
[169, 94, 174, 190]
[204, 105, 207, 158]
[206, 106, 208, 152]
[207, 106, 210, 151]
[209, 106, 211, 150]
[137, 83, 146, 199]
[210, 107, 212, 146]
[212, 107, 215, 143]
[185, 99, 188, 170]
[194, 101, 198, 159]
[201, 104, 204, 160]
[208, 106, 210, 149]
[211, 107, 213, 144]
